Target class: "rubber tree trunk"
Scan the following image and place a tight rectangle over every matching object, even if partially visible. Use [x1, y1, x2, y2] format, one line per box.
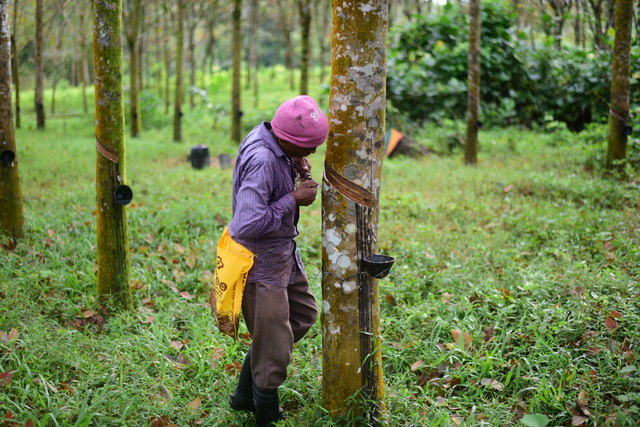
[321, 1, 388, 424]
[606, 0, 633, 172]
[231, 0, 242, 143]
[316, 0, 331, 85]
[126, 0, 142, 137]
[10, 0, 19, 129]
[465, 0, 481, 165]
[298, 0, 311, 95]
[0, 0, 24, 239]
[79, 1, 89, 114]
[247, 0, 259, 107]
[162, 5, 170, 115]
[93, 0, 133, 311]
[35, 0, 45, 130]
[173, 0, 184, 143]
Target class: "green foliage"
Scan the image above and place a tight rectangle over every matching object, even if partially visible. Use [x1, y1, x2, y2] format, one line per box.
[387, 0, 640, 132]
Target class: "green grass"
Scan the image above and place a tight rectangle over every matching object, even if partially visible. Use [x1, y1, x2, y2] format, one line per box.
[1, 79, 639, 426]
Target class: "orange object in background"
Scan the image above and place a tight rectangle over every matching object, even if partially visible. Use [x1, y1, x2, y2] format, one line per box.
[386, 128, 403, 157]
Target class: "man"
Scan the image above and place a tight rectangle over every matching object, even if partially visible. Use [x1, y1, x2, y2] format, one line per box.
[227, 95, 328, 426]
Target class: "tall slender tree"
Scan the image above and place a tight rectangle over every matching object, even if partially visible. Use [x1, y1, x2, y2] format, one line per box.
[315, 0, 331, 84]
[321, 0, 389, 424]
[50, 3, 69, 116]
[0, 0, 25, 239]
[465, 0, 481, 165]
[231, 0, 242, 143]
[606, 0, 633, 172]
[298, 0, 311, 95]
[125, 0, 143, 137]
[10, 0, 20, 128]
[162, 1, 171, 115]
[93, 0, 133, 310]
[276, 0, 295, 90]
[173, 0, 184, 142]
[35, 0, 45, 129]
[78, 0, 90, 114]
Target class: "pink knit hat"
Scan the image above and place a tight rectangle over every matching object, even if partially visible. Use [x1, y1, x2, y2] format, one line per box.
[271, 96, 329, 148]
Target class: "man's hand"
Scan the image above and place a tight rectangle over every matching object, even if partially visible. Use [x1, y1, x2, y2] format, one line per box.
[294, 157, 312, 180]
[292, 179, 318, 206]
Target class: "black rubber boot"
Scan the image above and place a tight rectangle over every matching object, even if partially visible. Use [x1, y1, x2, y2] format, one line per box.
[229, 349, 255, 412]
[253, 382, 281, 427]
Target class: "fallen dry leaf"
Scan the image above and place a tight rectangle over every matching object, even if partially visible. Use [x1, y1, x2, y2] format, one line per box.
[385, 293, 397, 306]
[187, 397, 202, 411]
[143, 316, 155, 324]
[81, 310, 97, 319]
[605, 317, 618, 332]
[572, 415, 589, 426]
[179, 291, 194, 300]
[411, 360, 424, 372]
[170, 341, 184, 351]
[610, 310, 622, 318]
[0, 371, 14, 386]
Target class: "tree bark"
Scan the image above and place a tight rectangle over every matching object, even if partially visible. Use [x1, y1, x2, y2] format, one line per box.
[231, 0, 242, 143]
[35, 0, 45, 129]
[163, 3, 171, 115]
[173, 0, 184, 142]
[465, 0, 481, 165]
[321, 1, 388, 423]
[276, 0, 295, 90]
[79, 1, 90, 113]
[93, 0, 133, 310]
[298, 0, 311, 95]
[50, 6, 68, 116]
[0, 0, 24, 240]
[10, 0, 19, 128]
[606, 0, 633, 172]
[316, 0, 331, 84]
[247, 0, 259, 106]
[126, 0, 142, 137]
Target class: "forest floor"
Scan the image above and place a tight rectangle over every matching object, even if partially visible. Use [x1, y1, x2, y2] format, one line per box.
[1, 85, 639, 426]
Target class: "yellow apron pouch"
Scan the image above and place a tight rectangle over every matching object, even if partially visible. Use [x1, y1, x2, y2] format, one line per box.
[208, 227, 254, 339]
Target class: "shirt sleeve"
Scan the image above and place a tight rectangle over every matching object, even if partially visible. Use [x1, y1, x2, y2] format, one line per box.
[230, 158, 297, 239]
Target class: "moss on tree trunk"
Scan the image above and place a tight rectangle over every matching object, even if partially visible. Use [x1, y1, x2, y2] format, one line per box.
[465, 0, 481, 165]
[231, 0, 242, 143]
[321, 1, 388, 423]
[0, 0, 24, 239]
[605, 0, 633, 172]
[93, 0, 133, 311]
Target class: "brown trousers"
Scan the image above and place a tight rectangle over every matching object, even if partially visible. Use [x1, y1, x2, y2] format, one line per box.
[241, 269, 318, 389]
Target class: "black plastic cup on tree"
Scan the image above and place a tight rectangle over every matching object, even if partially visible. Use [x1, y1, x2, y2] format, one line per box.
[190, 145, 210, 170]
[0, 150, 15, 166]
[361, 254, 396, 279]
[114, 185, 133, 206]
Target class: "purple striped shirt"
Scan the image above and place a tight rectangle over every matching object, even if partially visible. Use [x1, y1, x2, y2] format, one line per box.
[228, 122, 305, 287]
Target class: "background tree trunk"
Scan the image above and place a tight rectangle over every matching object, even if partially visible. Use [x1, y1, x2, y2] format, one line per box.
[315, 0, 330, 85]
[173, 0, 184, 142]
[0, 0, 25, 239]
[93, 0, 133, 310]
[126, 0, 142, 137]
[247, 0, 259, 107]
[465, 0, 481, 165]
[35, 0, 45, 129]
[605, 0, 633, 172]
[321, 1, 388, 423]
[231, 0, 242, 143]
[298, 0, 311, 95]
[10, 0, 19, 129]
[162, 3, 171, 115]
[79, 1, 89, 114]
[276, 0, 295, 90]
[50, 5, 68, 116]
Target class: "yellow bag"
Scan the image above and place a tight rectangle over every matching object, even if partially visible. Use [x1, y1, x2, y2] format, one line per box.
[208, 227, 254, 339]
